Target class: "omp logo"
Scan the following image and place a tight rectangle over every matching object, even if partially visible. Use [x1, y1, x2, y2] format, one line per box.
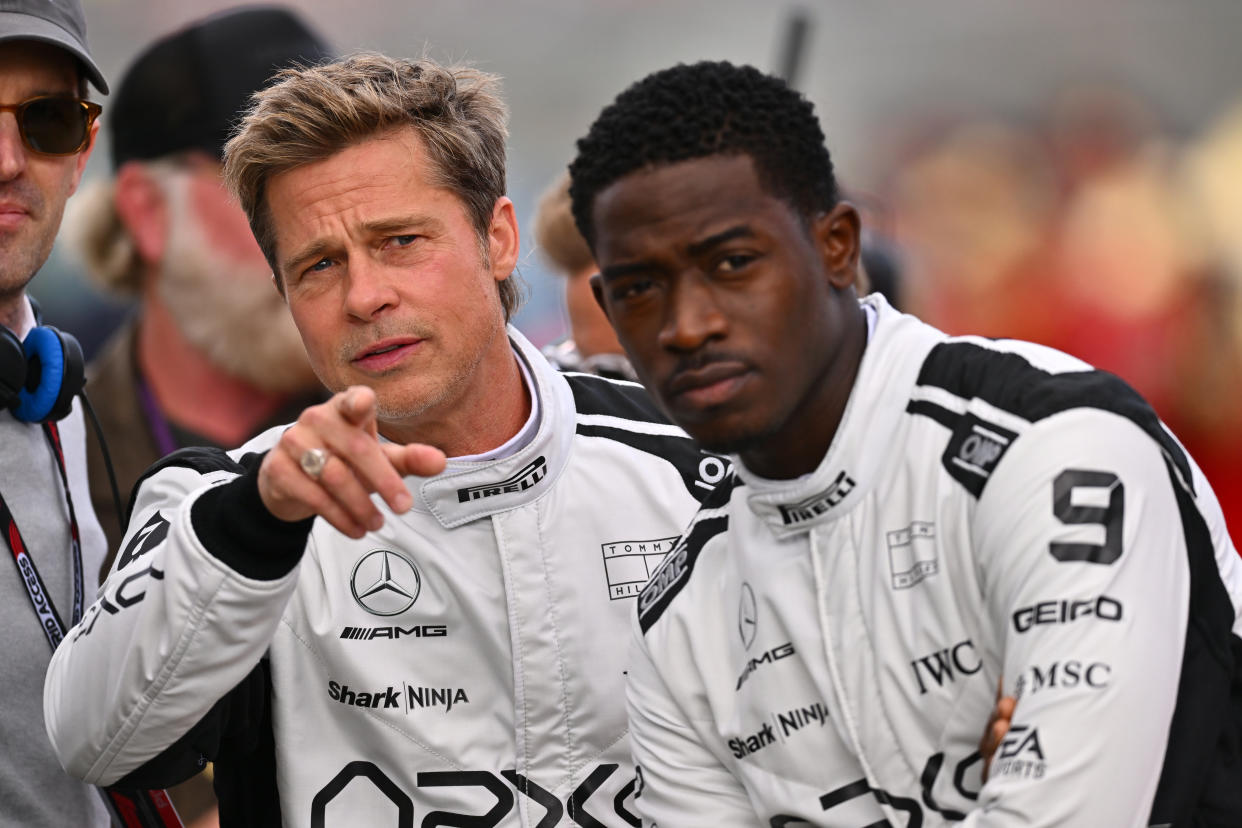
[637, 545, 688, 616]
[942, 415, 1018, 497]
[887, 521, 937, 589]
[456, 456, 547, 503]
[600, 535, 679, 600]
[328, 680, 469, 713]
[340, 624, 447, 640]
[777, 471, 856, 525]
[350, 550, 422, 616]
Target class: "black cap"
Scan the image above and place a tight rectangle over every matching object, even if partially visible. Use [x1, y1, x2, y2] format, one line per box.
[0, 0, 107, 93]
[109, 5, 332, 169]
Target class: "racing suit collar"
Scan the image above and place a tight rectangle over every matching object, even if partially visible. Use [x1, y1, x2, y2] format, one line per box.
[413, 326, 575, 529]
[736, 295, 937, 537]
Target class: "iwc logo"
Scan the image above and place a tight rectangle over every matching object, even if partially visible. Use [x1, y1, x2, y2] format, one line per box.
[738, 583, 758, 650]
[350, 550, 422, 616]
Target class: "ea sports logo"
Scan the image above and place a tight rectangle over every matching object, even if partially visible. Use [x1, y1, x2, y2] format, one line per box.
[350, 549, 422, 616]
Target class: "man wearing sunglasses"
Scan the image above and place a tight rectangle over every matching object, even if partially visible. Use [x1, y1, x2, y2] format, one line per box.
[0, 0, 110, 826]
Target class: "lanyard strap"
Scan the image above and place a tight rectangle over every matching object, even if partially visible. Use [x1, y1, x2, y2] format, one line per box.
[1, 421, 84, 649]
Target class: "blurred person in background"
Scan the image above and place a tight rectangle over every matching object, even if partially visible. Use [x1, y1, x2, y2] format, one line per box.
[0, 0, 110, 824]
[889, 85, 1241, 541]
[534, 169, 636, 380]
[68, 6, 332, 569]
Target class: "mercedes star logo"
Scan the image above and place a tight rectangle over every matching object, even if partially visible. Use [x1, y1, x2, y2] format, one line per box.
[350, 549, 422, 616]
[738, 582, 758, 649]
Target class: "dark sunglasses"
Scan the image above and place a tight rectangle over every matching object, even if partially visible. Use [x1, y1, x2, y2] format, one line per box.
[0, 96, 101, 156]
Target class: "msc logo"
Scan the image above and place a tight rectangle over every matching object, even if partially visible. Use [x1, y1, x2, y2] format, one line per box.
[600, 535, 679, 600]
[456, 456, 547, 503]
[777, 470, 856, 525]
[350, 550, 422, 616]
[1014, 660, 1111, 698]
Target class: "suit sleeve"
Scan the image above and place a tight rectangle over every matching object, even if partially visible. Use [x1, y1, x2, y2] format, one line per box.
[43, 448, 313, 786]
[961, 408, 1208, 826]
[627, 610, 762, 827]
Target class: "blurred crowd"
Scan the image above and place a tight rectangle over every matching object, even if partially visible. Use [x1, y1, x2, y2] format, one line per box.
[870, 83, 1242, 537]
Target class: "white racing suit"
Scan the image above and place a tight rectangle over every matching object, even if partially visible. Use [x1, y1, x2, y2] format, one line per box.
[45, 328, 721, 827]
[629, 295, 1242, 827]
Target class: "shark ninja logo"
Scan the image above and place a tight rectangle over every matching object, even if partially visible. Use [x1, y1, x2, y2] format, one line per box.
[350, 550, 422, 616]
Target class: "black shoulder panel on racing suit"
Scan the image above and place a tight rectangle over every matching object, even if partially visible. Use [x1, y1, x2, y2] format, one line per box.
[566, 373, 726, 505]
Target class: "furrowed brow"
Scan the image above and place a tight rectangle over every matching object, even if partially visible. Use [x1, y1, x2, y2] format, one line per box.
[686, 225, 755, 258]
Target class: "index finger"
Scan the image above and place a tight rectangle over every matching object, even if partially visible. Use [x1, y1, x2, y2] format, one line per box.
[338, 386, 379, 436]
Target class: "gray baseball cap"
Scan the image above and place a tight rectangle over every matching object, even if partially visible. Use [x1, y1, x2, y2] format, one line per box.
[0, 0, 107, 93]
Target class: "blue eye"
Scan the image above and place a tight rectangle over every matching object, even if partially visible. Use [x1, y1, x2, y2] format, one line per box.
[391, 234, 418, 247]
[308, 257, 333, 273]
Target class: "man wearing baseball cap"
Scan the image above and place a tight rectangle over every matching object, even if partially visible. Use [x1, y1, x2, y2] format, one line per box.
[0, 0, 108, 825]
[72, 6, 333, 566]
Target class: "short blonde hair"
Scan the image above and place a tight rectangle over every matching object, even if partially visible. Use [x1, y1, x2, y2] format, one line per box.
[534, 170, 594, 277]
[223, 53, 520, 318]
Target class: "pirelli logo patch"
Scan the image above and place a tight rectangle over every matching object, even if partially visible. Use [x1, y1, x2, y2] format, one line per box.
[777, 471, 856, 526]
[457, 457, 548, 503]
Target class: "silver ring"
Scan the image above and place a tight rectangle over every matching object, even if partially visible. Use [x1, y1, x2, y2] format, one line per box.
[299, 447, 329, 480]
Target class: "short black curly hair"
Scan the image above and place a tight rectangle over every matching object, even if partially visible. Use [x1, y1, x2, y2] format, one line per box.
[569, 60, 838, 247]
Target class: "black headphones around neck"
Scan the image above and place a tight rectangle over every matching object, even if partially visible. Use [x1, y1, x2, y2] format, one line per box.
[0, 301, 85, 424]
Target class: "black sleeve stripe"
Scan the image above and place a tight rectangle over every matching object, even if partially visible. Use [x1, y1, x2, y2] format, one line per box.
[191, 461, 312, 581]
[126, 446, 246, 523]
[915, 341, 1194, 496]
[1148, 457, 1242, 825]
[637, 512, 731, 634]
[564, 372, 670, 424]
[577, 423, 722, 505]
[905, 399, 960, 431]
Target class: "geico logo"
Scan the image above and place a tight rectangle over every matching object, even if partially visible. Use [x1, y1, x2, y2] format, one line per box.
[735, 642, 796, 690]
[1016, 660, 1111, 697]
[1011, 596, 1123, 633]
[339, 624, 448, 640]
[327, 681, 470, 712]
[456, 456, 547, 502]
[311, 760, 638, 826]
